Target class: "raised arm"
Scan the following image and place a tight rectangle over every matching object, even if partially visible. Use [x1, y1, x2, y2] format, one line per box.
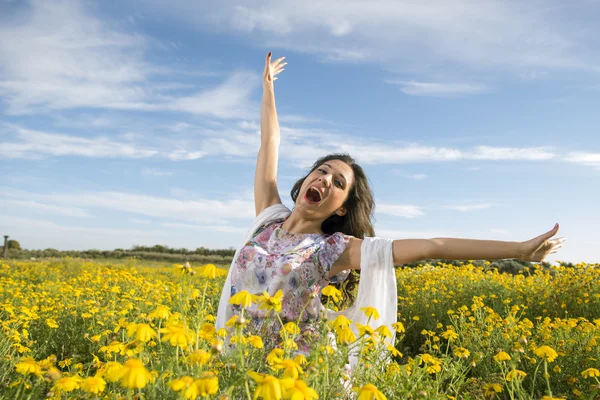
[255, 52, 287, 216]
[328, 224, 565, 277]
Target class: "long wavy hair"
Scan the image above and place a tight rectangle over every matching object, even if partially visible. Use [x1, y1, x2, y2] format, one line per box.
[290, 153, 376, 307]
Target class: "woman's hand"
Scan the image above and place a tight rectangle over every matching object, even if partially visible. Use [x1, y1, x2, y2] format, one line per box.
[518, 223, 566, 262]
[263, 52, 286, 91]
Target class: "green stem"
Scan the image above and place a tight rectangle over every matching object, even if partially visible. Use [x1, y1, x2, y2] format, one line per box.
[543, 360, 553, 398]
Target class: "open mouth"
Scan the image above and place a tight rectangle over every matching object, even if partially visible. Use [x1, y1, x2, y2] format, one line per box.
[305, 186, 322, 203]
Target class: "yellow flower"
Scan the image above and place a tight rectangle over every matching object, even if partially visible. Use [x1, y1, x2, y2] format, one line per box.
[505, 370, 527, 382]
[58, 358, 72, 368]
[272, 359, 304, 379]
[360, 307, 381, 321]
[257, 290, 284, 314]
[81, 375, 106, 394]
[107, 358, 154, 389]
[386, 344, 402, 358]
[248, 371, 284, 400]
[356, 383, 387, 400]
[322, 286, 342, 302]
[337, 327, 357, 345]
[534, 346, 558, 363]
[420, 354, 442, 374]
[160, 323, 192, 348]
[99, 361, 123, 381]
[247, 336, 264, 349]
[356, 323, 374, 337]
[441, 329, 458, 341]
[170, 376, 198, 400]
[375, 325, 392, 339]
[281, 378, 319, 400]
[453, 347, 470, 359]
[128, 323, 157, 343]
[294, 354, 308, 366]
[493, 351, 511, 362]
[229, 290, 255, 308]
[15, 357, 41, 376]
[582, 368, 600, 378]
[46, 319, 59, 329]
[280, 322, 300, 336]
[266, 348, 285, 366]
[149, 305, 171, 320]
[195, 371, 219, 397]
[54, 376, 81, 392]
[331, 315, 352, 330]
[177, 261, 194, 274]
[198, 264, 227, 279]
[198, 323, 217, 341]
[100, 341, 124, 354]
[483, 383, 503, 396]
[188, 350, 211, 365]
[392, 322, 405, 333]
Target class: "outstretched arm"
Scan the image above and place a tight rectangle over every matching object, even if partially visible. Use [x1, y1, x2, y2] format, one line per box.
[392, 223, 565, 264]
[328, 224, 565, 277]
[254, 52, 287, 216]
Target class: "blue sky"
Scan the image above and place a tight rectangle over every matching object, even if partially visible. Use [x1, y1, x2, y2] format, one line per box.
[1, 0, 599, 263]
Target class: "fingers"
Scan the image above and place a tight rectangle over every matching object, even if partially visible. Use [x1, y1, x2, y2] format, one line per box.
[272, 56, 286, 67]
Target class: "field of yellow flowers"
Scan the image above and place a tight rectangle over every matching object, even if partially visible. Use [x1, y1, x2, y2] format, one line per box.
[2, 258, 600, 399]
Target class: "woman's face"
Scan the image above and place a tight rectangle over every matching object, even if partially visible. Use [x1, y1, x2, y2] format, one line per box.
[296, 159, 355, 218]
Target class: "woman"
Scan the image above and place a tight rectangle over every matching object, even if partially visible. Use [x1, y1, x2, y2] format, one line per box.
[216, 52, 566, 359]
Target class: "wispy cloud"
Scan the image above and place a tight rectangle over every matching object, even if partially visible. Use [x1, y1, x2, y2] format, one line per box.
[564, 152, 600, 169]
[1, 122, 561, 166]
[443, 203, 494, 212]
[0, 1, 257, 118]
[392, 170, 427, 180]
[141, 168, 174, 177]
[0, 125, 158, 159]
[0, 199, 90, 217]
[376, 204, 424, 218]
[375, 227, 455, 239]
[145, 0, 600, 77]
[0, 188, 255, 224]
[386, 80, 488, 97]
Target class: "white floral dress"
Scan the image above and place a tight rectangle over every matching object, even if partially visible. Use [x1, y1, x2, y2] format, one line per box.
[229, 217, 351, 352]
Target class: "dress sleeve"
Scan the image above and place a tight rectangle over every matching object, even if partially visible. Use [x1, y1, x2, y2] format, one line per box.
[317, 232, 352, 282]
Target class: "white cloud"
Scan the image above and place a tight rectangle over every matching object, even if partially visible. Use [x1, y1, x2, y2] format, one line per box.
[0, 199, 90, 217]
[392, 170, 427, 180]
[386, 80, 488, 97]
[141, 168, 174, 177]
[160, 222, 247, 233]
[0, 125, 158, 159]
[470, 146, 555, 161]
[375, 228, 454, 239]
[490, 228, 509, 235]
[376, 204, 424, 218]
[564, 152, 600, 169]
[0, 0, 257, 118]
[0, 188, 255, 224]
[144, 0, 599, 76]
[1, 121, 563, 166]
[443, 204, 493, 212]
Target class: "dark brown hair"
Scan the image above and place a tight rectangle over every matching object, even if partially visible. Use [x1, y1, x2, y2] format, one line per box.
[290, 153, 375, 307]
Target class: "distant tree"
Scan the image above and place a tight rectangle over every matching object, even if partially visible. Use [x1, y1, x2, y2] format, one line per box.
[7, 240, 21, 250]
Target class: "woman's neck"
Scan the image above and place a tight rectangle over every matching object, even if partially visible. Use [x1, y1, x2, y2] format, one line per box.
[280, 211, 325, 235]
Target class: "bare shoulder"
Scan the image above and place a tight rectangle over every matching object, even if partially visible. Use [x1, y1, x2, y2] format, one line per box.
[328, 236, 363, 278]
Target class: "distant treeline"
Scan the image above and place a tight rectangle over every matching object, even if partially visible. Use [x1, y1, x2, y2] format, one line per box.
[1, 244, 578, 274]
[1, 245, 236, 265]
